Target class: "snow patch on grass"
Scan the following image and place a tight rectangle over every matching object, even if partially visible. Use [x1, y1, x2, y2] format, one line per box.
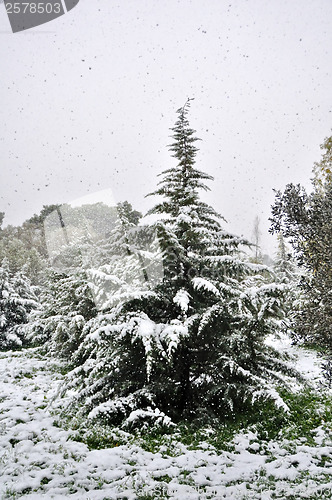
[0, 345, 331, 499]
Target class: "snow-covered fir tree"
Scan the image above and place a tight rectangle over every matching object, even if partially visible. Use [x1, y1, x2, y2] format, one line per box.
[25, 269, 97, 357]
[0, 260, 39, 350]
[250, 216, 263, 264]
[274, 233, 296, 282]
[60, 101, 298, 429]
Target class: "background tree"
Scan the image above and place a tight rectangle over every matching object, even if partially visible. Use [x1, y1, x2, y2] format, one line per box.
[0, 260, 39, 350]
[0, 236, 45, 284]
[25, 269, 97, 354]
[25, 200, 149, 349]
[274, 233, 297, 282]
[313, 134, 332, 192]
[270, 135, 332, 351]
[251, 216, 263, 264]
[0, 212, 4, 231]
[273, 233, 299, 334]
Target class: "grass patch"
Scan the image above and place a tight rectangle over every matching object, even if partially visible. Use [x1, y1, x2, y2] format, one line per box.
[152, 474, 172, 483]
[40, 477, 51, 485]
[52, 386, 332, 459]
[15, 418, 25, 424]
[128, 387, 332, 458]
[52, 413, 132, 451]
[277, 388, 332, 444]
[9, 438, 20, 447]
[71, 426, 122, 450]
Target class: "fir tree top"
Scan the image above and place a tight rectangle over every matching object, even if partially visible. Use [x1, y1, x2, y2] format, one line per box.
[146, 98, 225, 268]
[147, 99, 220, 223]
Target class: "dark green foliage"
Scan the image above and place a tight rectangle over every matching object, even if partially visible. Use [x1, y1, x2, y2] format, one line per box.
[270, 179, 332, 350]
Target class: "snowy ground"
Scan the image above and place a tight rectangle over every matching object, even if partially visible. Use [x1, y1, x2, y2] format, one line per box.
[0, 341, 332, 499]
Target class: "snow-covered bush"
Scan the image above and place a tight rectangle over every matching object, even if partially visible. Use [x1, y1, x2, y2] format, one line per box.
[0, 260, 39, 350]
[25, 269, 97, 355]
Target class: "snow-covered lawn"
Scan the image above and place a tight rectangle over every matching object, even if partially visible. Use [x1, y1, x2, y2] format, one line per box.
[0, 342, 331, 499]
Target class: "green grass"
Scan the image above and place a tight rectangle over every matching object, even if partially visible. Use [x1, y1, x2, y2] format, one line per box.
[52, 414, 133, 451]
[277, 388, 332, 444]
[40, 477, 51, 486]
[51, 386, 331, 459]
[132, 395, 290, 455]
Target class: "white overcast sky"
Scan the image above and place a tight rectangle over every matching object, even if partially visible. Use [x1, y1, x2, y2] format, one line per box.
[0, 0, 331, 255]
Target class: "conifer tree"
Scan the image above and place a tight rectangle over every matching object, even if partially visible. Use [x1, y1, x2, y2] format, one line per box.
[87, 201, 160, 310]
[250, 216, 263, 264]
[61, 102, 296, 428]
[0, 260, 39, 349]
[274, 233, 297, 282]
[26, 201, 156, 352]
[272, 233, 299, 335]
[26, 269, 97, 355]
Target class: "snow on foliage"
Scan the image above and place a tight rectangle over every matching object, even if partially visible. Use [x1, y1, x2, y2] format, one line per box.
[173, 289, 190, 313]
[123, 406, 175, 430]
[192, 277, 220, 296]
[0, 262, 39, 350]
